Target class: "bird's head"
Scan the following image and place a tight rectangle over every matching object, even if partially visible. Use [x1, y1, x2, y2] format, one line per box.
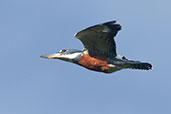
[40, 49, 83, 62]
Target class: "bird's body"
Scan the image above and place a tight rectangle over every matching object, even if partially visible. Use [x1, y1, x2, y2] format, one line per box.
[76, 51, 110, 72]
[41, 21, 152, 73]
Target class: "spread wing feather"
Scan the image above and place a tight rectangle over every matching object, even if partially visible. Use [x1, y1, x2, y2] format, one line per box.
[75, 21, 121, 57]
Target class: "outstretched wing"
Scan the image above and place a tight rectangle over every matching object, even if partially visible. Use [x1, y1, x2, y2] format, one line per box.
[75, 21, 121, 57]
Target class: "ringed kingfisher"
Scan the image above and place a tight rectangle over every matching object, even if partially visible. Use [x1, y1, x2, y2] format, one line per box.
[40, 21, 152, 73]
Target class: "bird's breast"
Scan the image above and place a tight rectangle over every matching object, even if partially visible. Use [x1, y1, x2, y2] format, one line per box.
[77, 53, 110, 72]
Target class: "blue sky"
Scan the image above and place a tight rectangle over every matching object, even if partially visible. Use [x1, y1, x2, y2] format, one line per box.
[0, 0, 170, 114]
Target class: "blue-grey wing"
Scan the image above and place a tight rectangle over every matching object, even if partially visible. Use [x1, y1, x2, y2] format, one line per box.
[75, 21, 121, 57]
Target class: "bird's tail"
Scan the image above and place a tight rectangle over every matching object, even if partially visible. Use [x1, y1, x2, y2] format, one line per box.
[130, 62, 152, 70]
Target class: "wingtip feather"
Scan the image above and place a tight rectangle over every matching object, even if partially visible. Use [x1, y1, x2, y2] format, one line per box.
[103, 20, 116, 25]
[103, 20, 121, 31]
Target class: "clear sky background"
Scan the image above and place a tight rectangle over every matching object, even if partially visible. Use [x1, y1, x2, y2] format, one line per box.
[0, 0, 170, 114]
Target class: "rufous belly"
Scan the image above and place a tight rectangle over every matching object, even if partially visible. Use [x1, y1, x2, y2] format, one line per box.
[77, 53, 110, 72]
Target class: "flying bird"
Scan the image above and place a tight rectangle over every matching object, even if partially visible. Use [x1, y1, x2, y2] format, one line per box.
[40, 21, 152, 73]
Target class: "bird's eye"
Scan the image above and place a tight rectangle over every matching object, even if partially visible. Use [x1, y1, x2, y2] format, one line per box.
[59, 49, 67, 53]
[122, 56, 127, 59]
